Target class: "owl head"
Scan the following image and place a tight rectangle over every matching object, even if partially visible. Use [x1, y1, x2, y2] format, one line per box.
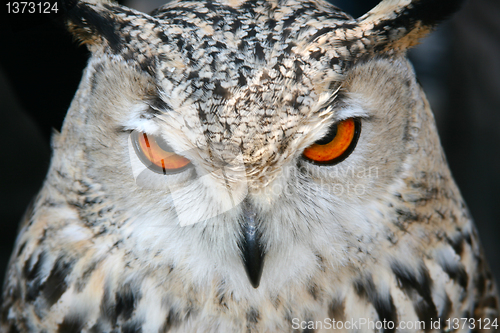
[52, 0, 464, 290]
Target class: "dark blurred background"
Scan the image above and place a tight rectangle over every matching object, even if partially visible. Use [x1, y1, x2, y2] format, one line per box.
[1, 0, 499, 291]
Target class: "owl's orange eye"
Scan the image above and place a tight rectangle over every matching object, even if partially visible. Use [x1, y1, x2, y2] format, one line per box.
[303, 118, 361, 165]
[132, 132, 191, 174]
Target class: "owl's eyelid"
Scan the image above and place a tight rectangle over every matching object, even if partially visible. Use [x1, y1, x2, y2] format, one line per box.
[323, 116, 364, 133]
[131, 131, 192, 175]
[333, 114, 371, 123]
[133, 131, 179, 153]
[154, 135, 177, 152]
[330, 102, 371, 120]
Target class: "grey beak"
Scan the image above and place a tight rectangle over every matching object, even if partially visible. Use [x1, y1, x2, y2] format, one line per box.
[239, 199, 265, 288]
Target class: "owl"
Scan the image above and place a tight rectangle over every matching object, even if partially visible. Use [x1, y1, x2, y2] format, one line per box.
[2, 0, 499, 332]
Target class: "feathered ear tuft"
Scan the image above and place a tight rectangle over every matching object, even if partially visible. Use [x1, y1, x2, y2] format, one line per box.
[62, 0, 122, 51]
[357, 0, 465, 53]
[61, 0, 162, 73]
[61, 0, 143, 53]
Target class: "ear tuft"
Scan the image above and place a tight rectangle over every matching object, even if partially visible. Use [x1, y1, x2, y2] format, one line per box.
[62, 0, 123, 52]
[357, 0, 466, 53]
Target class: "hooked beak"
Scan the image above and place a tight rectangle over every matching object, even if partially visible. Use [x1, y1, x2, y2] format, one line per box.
[239, 199, 265, 288]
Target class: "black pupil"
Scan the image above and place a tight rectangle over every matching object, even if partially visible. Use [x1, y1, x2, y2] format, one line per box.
[315, 123, 338, 145]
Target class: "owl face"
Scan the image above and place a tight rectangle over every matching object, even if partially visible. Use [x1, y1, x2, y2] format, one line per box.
[55, 0, 463, 291]
[5, 2, 499, 332]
